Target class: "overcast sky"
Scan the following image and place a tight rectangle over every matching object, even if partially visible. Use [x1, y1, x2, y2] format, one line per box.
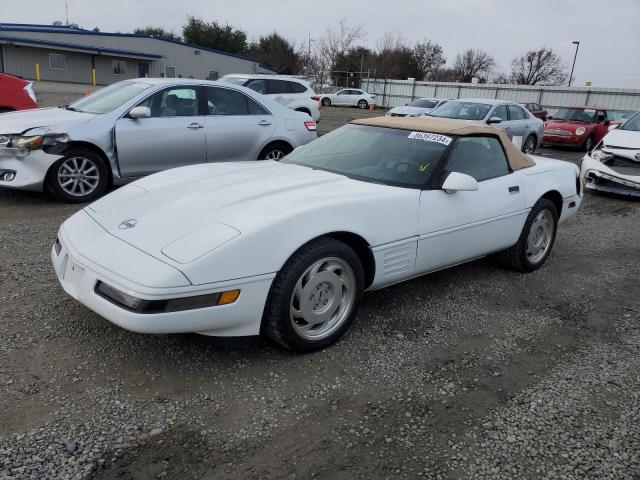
[5, 0, 640, 88]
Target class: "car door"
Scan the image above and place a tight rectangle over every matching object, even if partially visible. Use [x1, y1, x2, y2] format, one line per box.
[593, 110, 610, 143]
[506, 104, 531, 147]
[203, 85, 276, 162]
[334, 90, 349, 106]
[415, 135, 527, 274]
[115, 85, 206, 177]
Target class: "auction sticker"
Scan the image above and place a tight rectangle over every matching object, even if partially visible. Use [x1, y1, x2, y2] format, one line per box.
[407, 132, 452, 146]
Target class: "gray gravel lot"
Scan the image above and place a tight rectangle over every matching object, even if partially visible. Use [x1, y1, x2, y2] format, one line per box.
[1, 100, 639, 479]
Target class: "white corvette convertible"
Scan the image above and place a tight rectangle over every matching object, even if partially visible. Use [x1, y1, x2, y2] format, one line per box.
[52, 117, 582, 351]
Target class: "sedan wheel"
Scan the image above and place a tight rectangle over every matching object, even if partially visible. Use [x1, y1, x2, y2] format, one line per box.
[262, 238, 364, 351]
[46, 148, 108, 203]
[290, 257, 356, 341]
[525, 210, 554, 264]
[523, 135, 536, 154]
[358, 100, 368, 109]
[321, 97, 331, 106]
[265, 149, 287, 161]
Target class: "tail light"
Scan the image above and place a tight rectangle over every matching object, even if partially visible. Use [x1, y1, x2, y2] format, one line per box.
[23, 82, 37, 103]
[311, 96, 320, 101]
[304, 121, 317, 132]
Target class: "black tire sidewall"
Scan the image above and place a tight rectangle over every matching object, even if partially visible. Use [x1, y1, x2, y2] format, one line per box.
[322, 98, 331, 106]
[263, 239, 365, 352]
[46, 148, 108, 203]
[523, 135, 536, 154]
[358, 100, 368, 109]
[520, 199, 558, 271]
[582, 135, 593, 152]
[258, 142, 292, 161]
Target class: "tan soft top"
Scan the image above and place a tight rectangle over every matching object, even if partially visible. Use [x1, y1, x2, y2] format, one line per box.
[351, 116, 535, 171]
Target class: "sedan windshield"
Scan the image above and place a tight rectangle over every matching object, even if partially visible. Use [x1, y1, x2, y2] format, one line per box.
[620, 112, 640, 131]
[430, 101, 492, 121]
[409, 99, 439, 109]
[67, 81, 153, 114]
[553, 108, 596, 123]
[282, 124, 452, 187]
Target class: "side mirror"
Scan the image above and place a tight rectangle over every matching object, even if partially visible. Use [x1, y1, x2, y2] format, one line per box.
[442, 172, 479, 194]
[128, 106, 151, 119]
[487, 117, 502, 124]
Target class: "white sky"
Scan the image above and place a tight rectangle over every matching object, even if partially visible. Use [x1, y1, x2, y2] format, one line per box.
[3, 0, 640, 88]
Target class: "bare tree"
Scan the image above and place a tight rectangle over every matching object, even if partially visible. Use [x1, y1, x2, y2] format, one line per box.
[510, 47, 568, 86]
[413, 40, 446, 80]
[317, 19, 366, 69]
[453, 48, 496, 82]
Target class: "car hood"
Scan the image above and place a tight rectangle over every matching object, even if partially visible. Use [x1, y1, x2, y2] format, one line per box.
[544, 119, 592, 132]
[0, 107, 95, 134]
[602, 128, 640, 150]
[389, 106, 433, 116]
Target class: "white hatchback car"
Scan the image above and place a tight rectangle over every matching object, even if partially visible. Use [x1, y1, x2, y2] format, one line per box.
[219, 74, 320, 122]
[320, 89, 376, 109]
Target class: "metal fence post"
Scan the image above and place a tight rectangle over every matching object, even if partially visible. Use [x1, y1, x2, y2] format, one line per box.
[409, 78, 416, 102]
[433, 83, 438, 97]
[585, 90, 592, 106]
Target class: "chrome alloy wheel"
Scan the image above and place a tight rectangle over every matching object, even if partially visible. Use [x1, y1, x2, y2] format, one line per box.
[523, 136, 536, 154]
[265, 149, 286, 160]
[57, 157, 100, 197]
[526, 209, 554, 264]
[290, 257, 356, 341]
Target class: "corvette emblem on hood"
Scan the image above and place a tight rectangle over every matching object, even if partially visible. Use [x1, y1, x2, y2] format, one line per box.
[635, 153, 640, 161]
[119, 219, 138, 229]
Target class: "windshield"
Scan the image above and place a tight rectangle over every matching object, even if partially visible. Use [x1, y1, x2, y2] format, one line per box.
[621, 112, 640, 131]
[68, 81, 152, 114]
[430, 101, 492, 121]
[219, 76, 248, 86]
[282, 124, 452, 187]
[552, 107, 596, 123]
[409, 99, 439, 109]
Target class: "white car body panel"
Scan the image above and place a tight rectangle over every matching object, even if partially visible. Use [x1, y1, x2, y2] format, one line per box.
[53, 154, 580, 337]
[580, 127, 640, 196]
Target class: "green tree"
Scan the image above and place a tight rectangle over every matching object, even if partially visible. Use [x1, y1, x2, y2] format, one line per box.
[182, 16, 248, 55]
[248, 33, 301, 74]
[134, 26, 181, 42]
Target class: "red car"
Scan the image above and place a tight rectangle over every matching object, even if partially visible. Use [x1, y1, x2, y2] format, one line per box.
[542, 106, 611, 151]
[520, 102, 548, 121]
[0, 73, 38, 113]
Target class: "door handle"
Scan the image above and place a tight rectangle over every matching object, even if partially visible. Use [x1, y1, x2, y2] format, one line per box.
[505, 126, 512, 130]
[508, 185, 520, 193]
[187, 123, 204, 130]
[258, 120, 272, 127]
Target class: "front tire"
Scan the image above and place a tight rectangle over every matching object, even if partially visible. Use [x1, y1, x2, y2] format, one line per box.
[358, 100, 368, 109]
[46, 148, 108, 203]
[522, 134, 536, 154]
[262, 238, 364, 352]
[497, 198, 558, 272]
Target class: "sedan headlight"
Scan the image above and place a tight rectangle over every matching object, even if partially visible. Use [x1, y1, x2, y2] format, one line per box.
[590, 148, 613, 161]
[9, 133, 69, 150]
[575, 127, 586, 136]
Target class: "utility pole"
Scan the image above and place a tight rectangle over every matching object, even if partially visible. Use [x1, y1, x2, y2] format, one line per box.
[568, 41, 580, 87]
[65, 2, 69, 25]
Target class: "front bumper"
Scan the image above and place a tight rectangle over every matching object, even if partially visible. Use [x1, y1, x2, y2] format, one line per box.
[0, 147, 62, 192]
[52, 212, 275, 337]
[542, 134, 583, 147]
[580, 156, 640, 198]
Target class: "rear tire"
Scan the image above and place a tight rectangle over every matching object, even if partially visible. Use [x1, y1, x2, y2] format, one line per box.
[497, 198, 558, 272]
[321, 97, 331, 107]
[262, 238, 364, 352]
[258, 142, 292, 161]
[46, 147, 109, 203]
[358, 100, 368, 109]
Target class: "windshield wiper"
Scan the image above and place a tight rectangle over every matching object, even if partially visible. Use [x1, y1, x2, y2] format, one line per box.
[63, 105, 83, 112]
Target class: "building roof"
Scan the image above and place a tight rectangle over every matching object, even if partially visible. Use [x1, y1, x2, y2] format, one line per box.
[0, 35, 162, 60]
[351, 116, 535, 171]
[0, 24, 276, 72]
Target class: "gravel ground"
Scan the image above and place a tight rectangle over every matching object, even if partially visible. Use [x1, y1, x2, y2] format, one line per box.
[1, 103, 639, 479]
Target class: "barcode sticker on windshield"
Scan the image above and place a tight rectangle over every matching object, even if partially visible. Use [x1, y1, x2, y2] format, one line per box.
[407, 132, 452, 145]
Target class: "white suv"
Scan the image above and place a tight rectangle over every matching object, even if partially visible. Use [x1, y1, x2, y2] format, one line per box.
[219, 74, 320, 122]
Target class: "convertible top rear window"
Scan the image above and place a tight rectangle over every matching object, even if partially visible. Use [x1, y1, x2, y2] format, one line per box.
[282, 124, 453, 188]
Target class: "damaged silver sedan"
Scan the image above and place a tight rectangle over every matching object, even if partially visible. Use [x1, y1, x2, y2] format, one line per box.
[581, 111, 640, 197]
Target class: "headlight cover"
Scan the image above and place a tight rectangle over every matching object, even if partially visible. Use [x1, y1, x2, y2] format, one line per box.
[590, 148, 613, 161]
[575, 127, 586, 136]
[9, 133, 69, 150]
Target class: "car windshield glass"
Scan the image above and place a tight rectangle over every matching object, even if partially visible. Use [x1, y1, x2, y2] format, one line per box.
[282, 124, 452, 188]
[430, 101, 492, 120]
[68, 81, 152, 114]
[409, 99, 439, 108]
[621, 112, 640, 131]
[219, 76, 248, 86]
[553, 108, 596, 123]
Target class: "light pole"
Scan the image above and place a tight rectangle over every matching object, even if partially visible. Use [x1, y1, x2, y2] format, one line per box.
[568, 41, 580, 87]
